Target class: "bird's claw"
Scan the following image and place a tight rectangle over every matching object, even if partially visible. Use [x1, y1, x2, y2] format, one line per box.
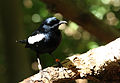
[55, 59, 63, 67]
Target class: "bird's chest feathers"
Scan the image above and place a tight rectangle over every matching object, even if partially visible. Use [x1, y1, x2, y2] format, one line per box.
[45, 30, 61, 44]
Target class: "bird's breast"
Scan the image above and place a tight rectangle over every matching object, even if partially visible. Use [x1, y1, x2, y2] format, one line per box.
[46, 30, 61, 46]
[42, 30, 62, 53]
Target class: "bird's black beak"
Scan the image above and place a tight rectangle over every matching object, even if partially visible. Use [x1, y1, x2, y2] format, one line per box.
[59, 21, 67, 25]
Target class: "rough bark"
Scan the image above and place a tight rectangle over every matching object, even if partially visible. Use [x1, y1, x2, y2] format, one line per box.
[41, 0, 120, 43]
[20, 38, 120, 83]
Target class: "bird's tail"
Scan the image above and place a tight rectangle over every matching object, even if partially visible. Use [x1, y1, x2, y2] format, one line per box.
[16, 39, 27, 44]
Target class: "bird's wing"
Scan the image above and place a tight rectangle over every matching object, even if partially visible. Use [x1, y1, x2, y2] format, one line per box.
[27, 33, 46, 44]
[25, 32, 46, 49]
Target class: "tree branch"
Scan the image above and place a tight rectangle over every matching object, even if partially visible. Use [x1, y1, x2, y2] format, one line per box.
[20, 38, 120, 83]
[41, 0, 120, 43]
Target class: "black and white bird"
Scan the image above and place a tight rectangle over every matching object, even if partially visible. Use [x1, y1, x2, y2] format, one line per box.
[17, 17, 67, 70]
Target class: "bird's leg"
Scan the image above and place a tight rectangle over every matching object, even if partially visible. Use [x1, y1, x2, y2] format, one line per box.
[36, 53, 42, 71]
[49, 53, 63, 67]
[36, 53, 45, 80]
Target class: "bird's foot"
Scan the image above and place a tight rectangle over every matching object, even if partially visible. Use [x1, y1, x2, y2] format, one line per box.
[55, 59, 71, 77]
[55, 59, 63, 67]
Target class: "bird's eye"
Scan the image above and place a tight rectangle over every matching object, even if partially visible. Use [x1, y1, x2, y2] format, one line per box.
[45, 17, 60, 26]
[49, 20, 59, 26]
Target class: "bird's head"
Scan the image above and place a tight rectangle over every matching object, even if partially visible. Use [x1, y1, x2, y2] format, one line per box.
[42, 17, 67, 31]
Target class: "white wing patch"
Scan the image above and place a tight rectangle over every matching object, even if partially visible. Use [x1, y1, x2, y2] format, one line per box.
[28, 34, 45, 44]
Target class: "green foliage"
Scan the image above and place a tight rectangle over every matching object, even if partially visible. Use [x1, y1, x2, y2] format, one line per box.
[86, 0, 120, 28]
[90, 5, 109, 19]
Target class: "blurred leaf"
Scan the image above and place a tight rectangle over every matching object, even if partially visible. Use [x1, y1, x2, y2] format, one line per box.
[87, 41, 99, 49]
